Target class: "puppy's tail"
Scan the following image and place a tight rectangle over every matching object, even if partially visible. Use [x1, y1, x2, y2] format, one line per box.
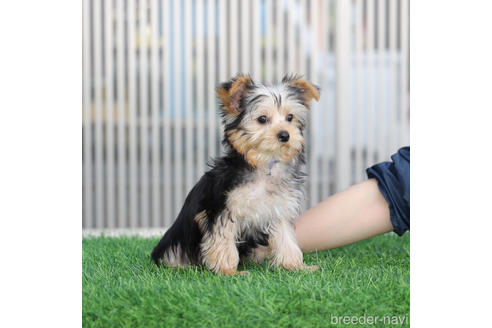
[151, 175, 209, 266]
[151, 246, 162, 266]
[151, 233, 171, 266]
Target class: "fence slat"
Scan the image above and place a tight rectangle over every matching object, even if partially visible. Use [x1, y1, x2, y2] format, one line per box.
[105, 0, 115, 228]
[320, 0, 331, 199]
[369, 0, 377, 165]
[214, 0, 222, 153]
[150, 0, 160, 227]
[252, 0, 261, 80]
[116, 0, 126, 228]
[275, 0, 284, 81]
[355, 0, 364, 183]
[298, 0, 307, 76]
[139, 0, 149, 226]
[264, 0, 273, 83]
[240, 0, 250, 73]
[335, 0, 351, 191]
[196, 0, 205, 177]
[207, 0, 218, 159]
[162, 0, 172, 226]
[308, 0, 318, 207]
[389, 0, 398, 155]
[400, 0, 409, 146]
[173, 0, 183, 217]
[377, 0, 386, 162]
[287, 0, 296, 73]
[218, 0, 228, 81]
[184, 0, 193, 194]
[218, 0, 228, 157]
[128, 0, 138, 228]
[83, 0, 93, 228]
[230, 0, 239, 76]
[93, 0, 104, 228]
[366, 0, 375, 168]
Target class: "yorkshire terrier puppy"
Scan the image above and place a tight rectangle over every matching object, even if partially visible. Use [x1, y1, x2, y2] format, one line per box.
[151, 74, 320, 275]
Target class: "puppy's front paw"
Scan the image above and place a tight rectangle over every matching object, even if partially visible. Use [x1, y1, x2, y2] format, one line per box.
[301, 264, 319, 272]
[280, 259, 303, 271]
[281, 263, 319, 272]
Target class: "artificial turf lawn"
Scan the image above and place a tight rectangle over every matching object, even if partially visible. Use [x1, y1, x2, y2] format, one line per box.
[83, 233, 409, 327]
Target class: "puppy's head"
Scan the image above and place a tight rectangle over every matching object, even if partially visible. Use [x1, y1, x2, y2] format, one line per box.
[217, 74, 319, 167]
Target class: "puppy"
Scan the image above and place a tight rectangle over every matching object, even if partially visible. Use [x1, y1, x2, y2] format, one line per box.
[151, 74, 320, 275]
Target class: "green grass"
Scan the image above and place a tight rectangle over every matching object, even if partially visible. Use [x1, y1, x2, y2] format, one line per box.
[83, 234, 409, 327]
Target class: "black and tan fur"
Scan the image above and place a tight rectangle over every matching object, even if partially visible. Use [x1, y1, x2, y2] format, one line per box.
[151, 74, 319, 275]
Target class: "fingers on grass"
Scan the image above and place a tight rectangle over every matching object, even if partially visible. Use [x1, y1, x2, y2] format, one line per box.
[219, 269, 249, 276]
[279, 263, 320, 273]
[302, 264, 320, 272]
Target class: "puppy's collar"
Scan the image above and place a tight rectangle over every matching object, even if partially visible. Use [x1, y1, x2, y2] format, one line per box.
[268, 160, 280, 171]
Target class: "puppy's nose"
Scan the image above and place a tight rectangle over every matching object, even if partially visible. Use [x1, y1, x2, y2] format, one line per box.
[277, 131, 290, 143]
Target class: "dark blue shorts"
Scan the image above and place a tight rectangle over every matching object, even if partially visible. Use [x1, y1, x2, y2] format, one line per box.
[366, 147, 410, 236]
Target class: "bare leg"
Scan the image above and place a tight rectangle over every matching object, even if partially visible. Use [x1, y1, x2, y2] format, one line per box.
[295, 179, 393, 253]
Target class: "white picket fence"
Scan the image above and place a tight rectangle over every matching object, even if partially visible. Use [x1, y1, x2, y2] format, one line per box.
[82, 0, 409, 230]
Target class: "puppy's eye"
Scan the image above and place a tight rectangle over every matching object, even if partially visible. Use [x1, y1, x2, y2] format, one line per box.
[286, 114, 294, 122]
[257, 116, 268, 124]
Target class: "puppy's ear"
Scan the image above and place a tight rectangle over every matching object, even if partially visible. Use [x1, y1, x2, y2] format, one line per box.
[217, 75, 254, 116]
[282, 75, 320, 105]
